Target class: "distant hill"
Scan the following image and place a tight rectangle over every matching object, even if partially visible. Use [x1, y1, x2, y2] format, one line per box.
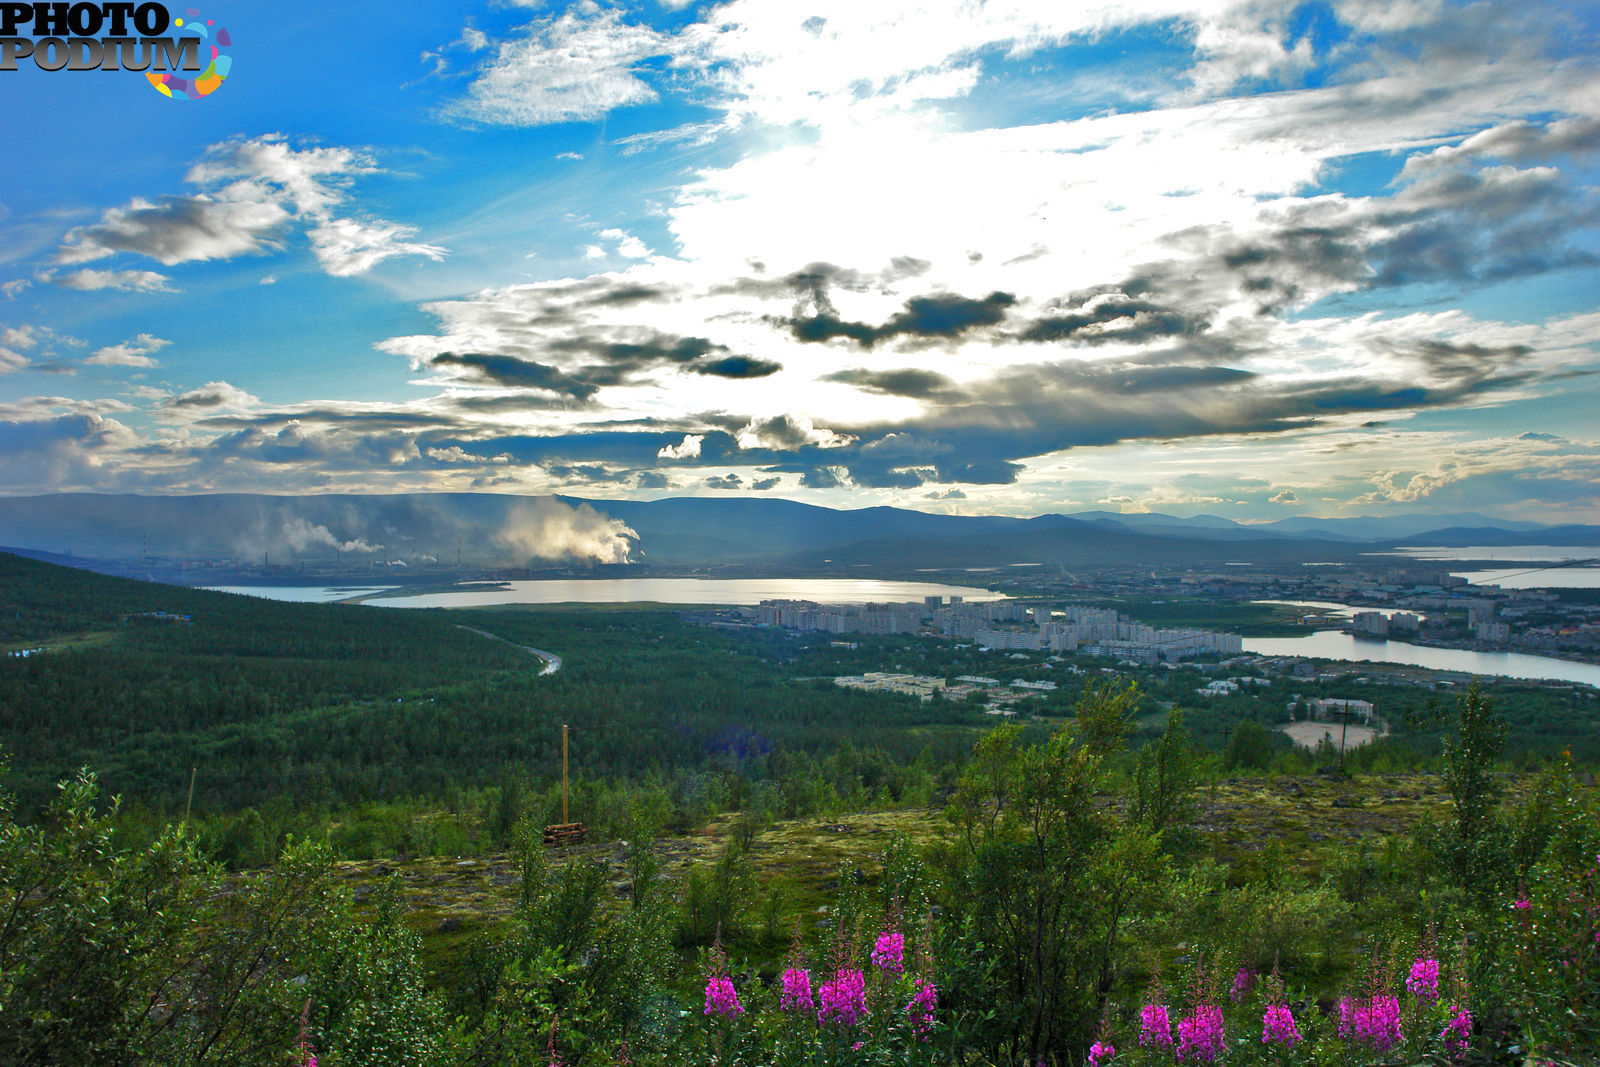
[0, 493, 1589, 577]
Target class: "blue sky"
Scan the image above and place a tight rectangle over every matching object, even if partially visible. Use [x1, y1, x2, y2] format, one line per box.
[2, 0, 1598, 522]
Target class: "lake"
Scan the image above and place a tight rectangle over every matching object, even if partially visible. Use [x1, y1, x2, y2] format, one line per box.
[1366, 545, 1600, 589]
[1243, 631, 1600, 688]
[217, 578, 1002, 608]
[1453, 568, 1600, 590]
[1376, 545, 1600, 562]
[206, 585, 400, 602]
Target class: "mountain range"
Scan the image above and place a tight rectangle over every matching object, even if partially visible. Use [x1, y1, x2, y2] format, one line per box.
[0, 494, 1594, 575]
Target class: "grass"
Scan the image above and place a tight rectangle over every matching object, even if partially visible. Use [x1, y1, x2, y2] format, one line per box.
[0, 629, 120, 655]
[323, 768, 1572, 999]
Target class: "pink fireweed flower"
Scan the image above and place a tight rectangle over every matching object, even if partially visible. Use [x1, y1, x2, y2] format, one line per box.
[1088, 1038, 1115, 1067]
[817, 968, 868, 1027]
[296, 999, 318, 1067]
[703, 974, 743, 1019]
[780, 966, 814, 1014]
[1336, 996, 1354, 1039]
[1261, 1002, 1302, 1048]
[1138, 1003, 1173, 1051]
[1513, 897, 1532, 910]
[871, 929, 905, 974]
[1407, 957, 1440, 1003]
[1351, 994, 1403, 1054]
[1176, 1003, 1226, 1063]
[906, 977, 937, 1040]
[1441, 1007, 1472, 1059]
[1230, 966, 1257, 1002]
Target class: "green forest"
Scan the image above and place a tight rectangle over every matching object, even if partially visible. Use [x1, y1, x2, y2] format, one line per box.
[2, 551, 1598, 1065]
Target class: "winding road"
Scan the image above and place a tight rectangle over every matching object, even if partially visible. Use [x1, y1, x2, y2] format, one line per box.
[456, 626, 562, 675]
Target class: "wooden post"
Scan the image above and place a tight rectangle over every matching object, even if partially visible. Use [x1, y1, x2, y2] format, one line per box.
[184, 766, 197, 830]
[562, 724, 569, 825]
[1339, 706, 1349, 769]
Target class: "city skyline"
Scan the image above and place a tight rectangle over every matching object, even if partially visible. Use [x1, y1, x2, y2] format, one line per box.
[2, 0, 1598, 523]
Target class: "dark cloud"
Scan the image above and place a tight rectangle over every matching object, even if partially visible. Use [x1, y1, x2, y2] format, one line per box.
[847, 464, 935, 489]
[199, 409, 465, 431]
[800, 466, 848, 489]
[167, 382, 257, 410]
[634, 470, 675, 489]
[1018, 289, 1210, 345]
[1197, 161, 1599, 305]
[433, 329, 775, 394]
[825, 368, 955, 397]
[551, 332, 725, 366]
[929, 457, 1025, 485]
[1405, 118, 1600, 176]
[703, 473, 743, 490]
[751, 476, 780, 490]
[1402, 340, 1533, 377]
[546, 463, 627, 483]
[924, 488, 966, 500]
[786, 290, 1017, 348]
[691, 355, 782, 378]
[430, 353, 600, 398]
[580, 282, 679, 307]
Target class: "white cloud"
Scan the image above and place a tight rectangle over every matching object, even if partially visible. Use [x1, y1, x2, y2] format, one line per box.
[1, 324, 85, 374]
[736, 414, 853, 450]
[165, 380, 260, 414]
[58, 135, 443, 278]
[54, 268, 176, 292]
[57, 193, 291, 266]
[0, 325, 39, 372]
[658, 433, 703, 459]
[597, 227, 651, 258]
[448, 3, 671, 126]
[87, 333, 170, 368]
[307, 218, 446, 277]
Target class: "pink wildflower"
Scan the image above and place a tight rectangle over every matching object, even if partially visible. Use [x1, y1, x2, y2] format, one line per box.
[296, 999, 318, 1067]
[1230, 966, 1256, 1002]
[1088, 1038, 1115, 1067]
[817, 968, 868, 1027]
[871, 929, 906, 974]
[704, 974, 743, 1018]
[1513, 897, 1532, 910]
[906, 977, 937, 1040]
[1261, 1002, 1302, 1048]
[1351, 994, 1403, 1054]
[1138, 1003, 1173, 1051]
[1441, 1006, 1472, 1059]
[545, 1015, 565, 1067]
[1176, 1003, 1226, 1063]
[1336, 996, 1354, 1039]
[780, 966, 814, 1014]
[1406, 957, 1440, 1003]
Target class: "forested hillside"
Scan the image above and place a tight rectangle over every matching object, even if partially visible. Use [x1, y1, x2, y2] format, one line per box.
[5, 552, 1600, 1064]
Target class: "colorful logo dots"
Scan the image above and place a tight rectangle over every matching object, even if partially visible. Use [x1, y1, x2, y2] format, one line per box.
[147, 8, 232, 100]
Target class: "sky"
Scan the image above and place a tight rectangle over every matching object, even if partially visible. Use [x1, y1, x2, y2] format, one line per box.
[2, 0, 1598, 524]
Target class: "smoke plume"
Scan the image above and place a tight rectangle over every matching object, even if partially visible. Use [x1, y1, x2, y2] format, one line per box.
[491, 499, 637, 564]
[281, 517, 383, 555]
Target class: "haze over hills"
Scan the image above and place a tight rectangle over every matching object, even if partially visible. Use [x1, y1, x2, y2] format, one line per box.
[1, 494, 1594, 578]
